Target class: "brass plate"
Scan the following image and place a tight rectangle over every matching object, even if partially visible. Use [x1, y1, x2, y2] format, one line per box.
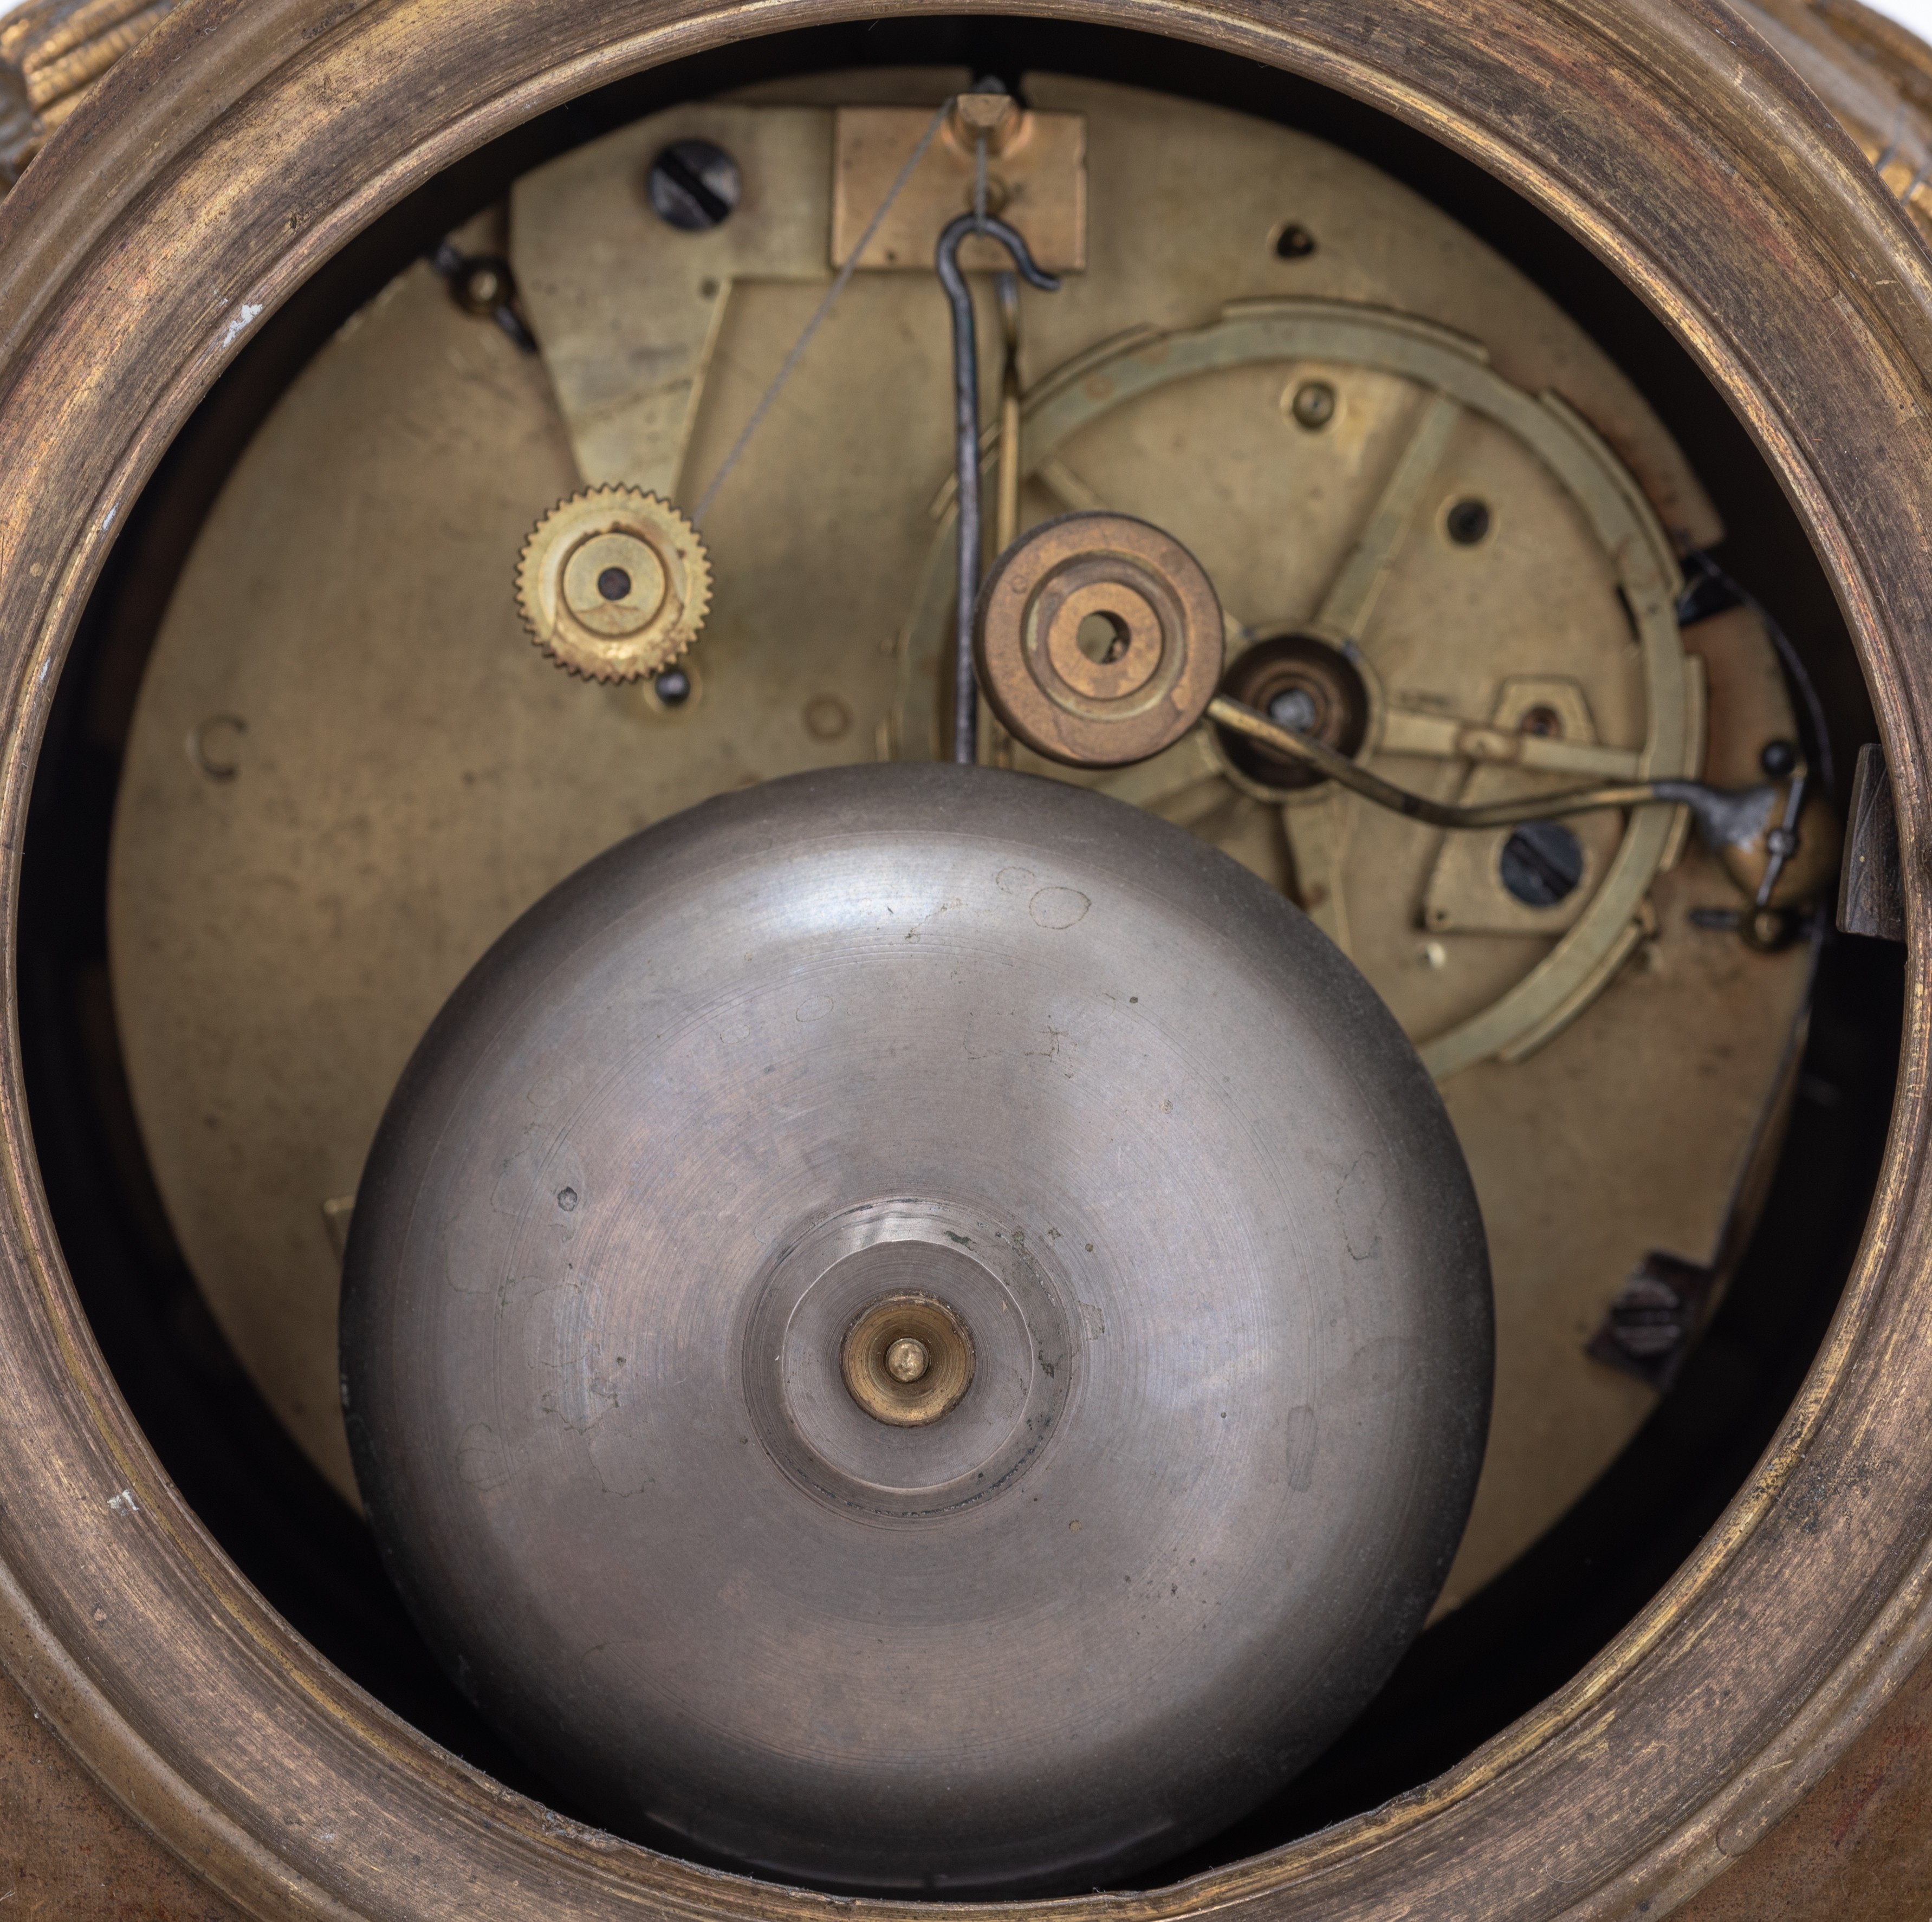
[110, 80, 1804, 1623]
[898, 300, 1704, 1075]
[832, 103, 1087, 272]
[1419, 676, 1639, 939]
[510, 104, 833, 499]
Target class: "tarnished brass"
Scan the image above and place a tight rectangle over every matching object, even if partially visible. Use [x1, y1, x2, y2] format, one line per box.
[1710, 783, 1842, 907]
[1202, 687, 1839, 927]
[0, 0, 174, 187]
[1417, 674, 1671, 938]
[1839, 743, 1905, 939]
[6, 1, 1930, 1914]
[516, 485, 711, 681]
[510, 93, 1084, 509]
[1737, 0, 1932, 243]
[108, 76, 1809, 1618]
[841, 1291, 976, 1426]
[1216, 637, 1369, 788]
[974, 510, 1223, 764]
[974, 515, 1782, 939]
[513, 106, 833, 500]
[833, 102, 1087, 273]
[910, 299, 1705, 1076]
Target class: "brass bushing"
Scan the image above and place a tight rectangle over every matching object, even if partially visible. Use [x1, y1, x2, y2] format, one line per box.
[1214, 633, 1372, 793]
[840, 1291, 975, 1426]
[974, 511, 1224, 766]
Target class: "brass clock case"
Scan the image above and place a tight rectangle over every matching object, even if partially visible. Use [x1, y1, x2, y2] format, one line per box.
[0, 2, 1929, 1920]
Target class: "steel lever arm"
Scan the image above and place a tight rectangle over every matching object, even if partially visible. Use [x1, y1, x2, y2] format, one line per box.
[1207, 694, 1784, 848]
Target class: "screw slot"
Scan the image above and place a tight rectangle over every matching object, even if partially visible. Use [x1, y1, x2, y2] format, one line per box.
[647, 140, 742, 231]
[1499, 820, 1585, 907]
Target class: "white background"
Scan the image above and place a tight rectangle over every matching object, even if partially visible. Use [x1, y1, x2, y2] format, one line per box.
[1865, 0, 1932, 39]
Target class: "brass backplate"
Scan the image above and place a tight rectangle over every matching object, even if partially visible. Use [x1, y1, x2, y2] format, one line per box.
[112, 74, 1801, 1633]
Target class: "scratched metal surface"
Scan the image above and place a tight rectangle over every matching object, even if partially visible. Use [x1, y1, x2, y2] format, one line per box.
[0, 1670, 246, 1920]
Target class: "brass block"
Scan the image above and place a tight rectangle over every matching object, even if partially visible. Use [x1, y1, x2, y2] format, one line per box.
[832, 104, 1086, 272]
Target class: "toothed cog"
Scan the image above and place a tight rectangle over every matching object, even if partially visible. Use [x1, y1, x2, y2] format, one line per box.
[516, 486, 711, 682]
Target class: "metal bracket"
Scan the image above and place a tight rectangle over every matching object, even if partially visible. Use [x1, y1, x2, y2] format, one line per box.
[833, 102, 1086, 272]
[1586, 1249, 1720, 1392]
[1837, 741, 1905, 940]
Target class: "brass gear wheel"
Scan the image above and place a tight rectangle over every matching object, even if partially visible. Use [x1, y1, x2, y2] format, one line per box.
[516, 485, 711, 681]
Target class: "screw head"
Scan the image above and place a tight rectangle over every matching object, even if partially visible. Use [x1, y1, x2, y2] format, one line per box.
[840, 1293, 975, 1426]
[458, 263, 506, 313]
[885, 1337, 930, 1384]
[1267, 687, 1319, 732]
[1500, 819, 1586, 907]
[647, 140, 741, 231]
[1761, 738, 1799, 778]
[1446, 498, 1492, 546]
[1289, 381, 1337, 430]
